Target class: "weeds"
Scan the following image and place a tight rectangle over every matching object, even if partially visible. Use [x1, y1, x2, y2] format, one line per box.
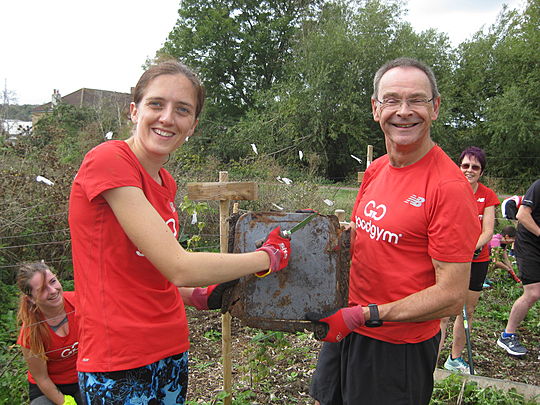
[431, 373, 538, 404]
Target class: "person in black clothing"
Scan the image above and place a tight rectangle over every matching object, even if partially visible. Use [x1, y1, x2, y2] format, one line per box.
[497, 179, 540, 356]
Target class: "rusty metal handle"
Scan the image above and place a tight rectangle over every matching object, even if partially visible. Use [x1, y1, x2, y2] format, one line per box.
[255, 231, 291, 249]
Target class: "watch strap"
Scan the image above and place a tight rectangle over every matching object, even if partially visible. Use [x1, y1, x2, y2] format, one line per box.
[365, 304, 383, 327]
[368, 304, 379, 322]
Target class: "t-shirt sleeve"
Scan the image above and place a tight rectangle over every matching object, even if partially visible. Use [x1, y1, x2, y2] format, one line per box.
[17, 324, 29, 348]
[428, 180, 480, 262]
[522, 179, 540, 209]
[486, 187, 500, 208]
[78, 145, 142, 202]
[350, 160, 381, 222]
[351, 181, 367, 222]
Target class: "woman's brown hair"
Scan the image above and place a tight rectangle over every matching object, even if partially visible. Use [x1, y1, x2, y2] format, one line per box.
[16, 261, 53, 360]
[132, 59, 206, 119]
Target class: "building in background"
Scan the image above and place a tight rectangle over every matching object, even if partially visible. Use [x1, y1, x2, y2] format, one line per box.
[32, 88, 132, 125]
[1, 119, 32, 145]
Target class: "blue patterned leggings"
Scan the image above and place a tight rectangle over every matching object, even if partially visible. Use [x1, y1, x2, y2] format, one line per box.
[78, 352, 189, 404]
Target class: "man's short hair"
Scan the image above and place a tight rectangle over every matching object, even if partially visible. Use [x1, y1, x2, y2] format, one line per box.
[372, 57, 440, 100]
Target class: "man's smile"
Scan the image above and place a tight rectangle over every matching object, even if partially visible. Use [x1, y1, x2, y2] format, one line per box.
[392, 122, 418, 128]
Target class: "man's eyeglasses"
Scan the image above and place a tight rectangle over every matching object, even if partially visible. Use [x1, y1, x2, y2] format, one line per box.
[460, 163, 482, 171]
[376, 97, 434, 110]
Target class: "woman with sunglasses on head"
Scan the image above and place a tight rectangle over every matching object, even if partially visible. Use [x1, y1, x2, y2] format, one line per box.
[16, 261, 81, 405]
[440, 146, 500, 373]
[68, 59, 290, 404]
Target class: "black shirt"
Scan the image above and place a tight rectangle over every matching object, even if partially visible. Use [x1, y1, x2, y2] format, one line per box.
[515, 179, 540, 261]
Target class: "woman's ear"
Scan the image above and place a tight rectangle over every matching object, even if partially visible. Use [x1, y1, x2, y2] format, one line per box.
[129, 102, 138, 124]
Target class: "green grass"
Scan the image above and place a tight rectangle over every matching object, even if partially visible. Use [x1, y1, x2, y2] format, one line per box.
[431, 374, 539, 405]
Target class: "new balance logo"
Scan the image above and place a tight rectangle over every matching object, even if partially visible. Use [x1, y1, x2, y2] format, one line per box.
[477, 197, 485, 202]
[404, 195, 426, 207]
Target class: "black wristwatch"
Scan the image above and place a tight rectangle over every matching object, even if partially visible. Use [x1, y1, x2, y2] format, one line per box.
[365, 304, 383, 327]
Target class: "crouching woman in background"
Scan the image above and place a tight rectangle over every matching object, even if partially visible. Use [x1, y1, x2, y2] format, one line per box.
[17, 261, 81, 405]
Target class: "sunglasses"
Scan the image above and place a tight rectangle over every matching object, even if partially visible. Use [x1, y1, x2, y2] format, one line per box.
[460, 163, 482, 171]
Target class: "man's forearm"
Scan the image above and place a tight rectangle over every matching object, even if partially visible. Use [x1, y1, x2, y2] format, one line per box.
[377, 260, 470, 323]
[378, 284, 465, 323]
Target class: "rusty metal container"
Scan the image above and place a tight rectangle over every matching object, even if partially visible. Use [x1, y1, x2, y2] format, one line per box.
[223, 212, 350, 333]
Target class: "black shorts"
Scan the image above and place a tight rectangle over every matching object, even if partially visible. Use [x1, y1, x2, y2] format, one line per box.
[29, 381, 82, 403]
[469, 261, 490, 292]
[517, 257, 540, 285]
[309, 332, 440, 405]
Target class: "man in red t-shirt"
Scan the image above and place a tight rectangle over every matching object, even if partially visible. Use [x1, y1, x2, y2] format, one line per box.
[307, 58, 480, 405]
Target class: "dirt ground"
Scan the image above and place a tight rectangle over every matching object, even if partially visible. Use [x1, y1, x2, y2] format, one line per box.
[185, 307, 539, 404]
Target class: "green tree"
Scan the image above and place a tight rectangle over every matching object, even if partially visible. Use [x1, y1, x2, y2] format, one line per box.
[231, 0, 453, 180]
[157, 0, 322, 162]
[160, 0, 320, 116]
[446, 0, 540, 190]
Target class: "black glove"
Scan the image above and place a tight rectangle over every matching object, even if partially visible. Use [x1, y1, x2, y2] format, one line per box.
[191, 279, 238, 310]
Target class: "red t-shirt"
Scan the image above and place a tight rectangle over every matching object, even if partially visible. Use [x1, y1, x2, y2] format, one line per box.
[472, 183, 500, 262]
[18, 292, 79, 384]
[68, 140, 189, 372]
[349, 145, 480, 344]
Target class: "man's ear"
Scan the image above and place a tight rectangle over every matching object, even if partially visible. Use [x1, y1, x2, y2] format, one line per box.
[371, 98, 380, 122]
[430, 96, 441, 120]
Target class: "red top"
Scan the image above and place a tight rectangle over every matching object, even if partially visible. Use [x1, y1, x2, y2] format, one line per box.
[68, 141, 189, 372]
[349, 145, 480, 344]
[471, 183, 500, 262]
[18, 292, 79, 384]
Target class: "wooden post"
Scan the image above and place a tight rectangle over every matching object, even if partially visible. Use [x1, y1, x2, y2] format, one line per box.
[366, 144, 373, 168]
[334, 209, 345, 223]
[187, 173, 258, 405]
[334, 208, 349, 228]
[219, 172, 232, 405]
[358, 144, 374, 183]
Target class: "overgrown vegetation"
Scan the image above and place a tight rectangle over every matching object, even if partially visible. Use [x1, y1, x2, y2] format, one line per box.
[157, 0, 539, 189]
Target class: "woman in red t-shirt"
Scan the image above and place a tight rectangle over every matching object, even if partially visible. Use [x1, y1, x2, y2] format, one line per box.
[440, 146, 500, 373]
[68, 60, 291, 404]
[16, 261, 81, 404]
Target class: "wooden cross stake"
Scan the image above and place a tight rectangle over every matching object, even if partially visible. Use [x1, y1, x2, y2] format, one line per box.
[357, 144, 374, 183]
[187, 171, 257, 405]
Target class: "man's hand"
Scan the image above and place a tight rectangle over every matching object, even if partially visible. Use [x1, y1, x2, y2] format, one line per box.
[306, 305, 365, 343]
[255, 226, 291, 276]
[191, 280, 238, 310]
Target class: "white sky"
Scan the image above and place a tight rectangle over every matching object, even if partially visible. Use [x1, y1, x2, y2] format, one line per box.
[0, 0, 524, 105]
